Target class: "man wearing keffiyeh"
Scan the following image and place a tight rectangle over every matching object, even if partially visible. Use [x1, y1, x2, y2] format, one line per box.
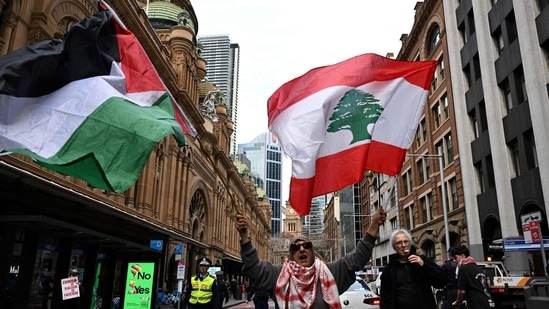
[452, 245, 495, 309]
[235, 207, 387, 309]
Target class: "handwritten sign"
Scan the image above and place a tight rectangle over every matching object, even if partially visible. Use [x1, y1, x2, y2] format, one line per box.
[61, 277, 80, 300]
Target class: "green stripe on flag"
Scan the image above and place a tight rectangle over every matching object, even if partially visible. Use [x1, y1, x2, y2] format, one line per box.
[16, 93, 186, 192]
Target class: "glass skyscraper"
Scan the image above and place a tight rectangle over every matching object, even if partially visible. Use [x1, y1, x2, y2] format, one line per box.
[198, 34, 240, 156]
[238, 132, 282, 235]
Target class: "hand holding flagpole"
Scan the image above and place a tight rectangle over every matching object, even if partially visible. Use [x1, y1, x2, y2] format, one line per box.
[367, 207, 387, 238]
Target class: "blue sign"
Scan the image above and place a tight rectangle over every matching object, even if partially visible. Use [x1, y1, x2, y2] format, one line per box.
[150, 240, 163, 251]
[175, 244, 184, 254]
[503, 237, 549, 252]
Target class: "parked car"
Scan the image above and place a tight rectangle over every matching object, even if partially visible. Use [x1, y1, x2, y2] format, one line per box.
[367, 272, 382, 295]
[340, 277, 381, 308]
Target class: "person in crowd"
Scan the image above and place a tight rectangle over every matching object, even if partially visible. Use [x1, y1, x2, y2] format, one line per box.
[229, 279, 236, 299]
[63, 269, 84, 309]
[188, 257, 217, 309]
[441, 247, 459, 309]
[452, 245, 495, 309]
[235, 207, 387, 309]
[246, 282, 270, 309]
[180, 279, 190, 309]
[379, 229, 446, 309]
[41, 277, 54, 309]
[212, 271, 229, 309]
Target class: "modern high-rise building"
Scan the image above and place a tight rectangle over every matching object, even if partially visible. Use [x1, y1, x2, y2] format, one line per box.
[443, 0, 549, 273]
[238, 132, 283, 235]
[198, 35, 240, 156]
[303, 195, 326, 236]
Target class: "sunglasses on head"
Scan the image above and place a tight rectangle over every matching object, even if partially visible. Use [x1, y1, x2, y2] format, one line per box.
[290, 241, 313, 251]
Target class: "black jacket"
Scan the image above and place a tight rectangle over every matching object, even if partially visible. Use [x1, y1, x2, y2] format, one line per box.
[380, 247, 446, 309]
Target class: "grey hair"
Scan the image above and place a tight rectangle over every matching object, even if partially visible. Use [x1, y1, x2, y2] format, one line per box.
[389, 228, 414, 250]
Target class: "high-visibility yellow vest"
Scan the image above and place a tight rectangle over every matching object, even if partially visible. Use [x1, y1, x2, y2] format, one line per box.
[189, 275, 215, 304]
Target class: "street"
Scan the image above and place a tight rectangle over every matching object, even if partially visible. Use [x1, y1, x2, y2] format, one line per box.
[228, 299, 277, 309]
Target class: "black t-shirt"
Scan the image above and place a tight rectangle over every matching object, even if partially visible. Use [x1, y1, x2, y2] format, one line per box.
[456, 263, 492, 309]
[395, 262, 421, 308]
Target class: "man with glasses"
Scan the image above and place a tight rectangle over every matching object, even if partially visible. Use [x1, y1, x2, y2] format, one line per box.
[379, 229, 446, 309]
[235, 207, 387, 309]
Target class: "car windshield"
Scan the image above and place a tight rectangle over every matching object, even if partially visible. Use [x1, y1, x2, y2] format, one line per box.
[347, 279, 371, 292]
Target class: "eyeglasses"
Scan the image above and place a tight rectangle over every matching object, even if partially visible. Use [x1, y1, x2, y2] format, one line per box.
[395, 240, 410, 246]
[290, 241, 313, 252]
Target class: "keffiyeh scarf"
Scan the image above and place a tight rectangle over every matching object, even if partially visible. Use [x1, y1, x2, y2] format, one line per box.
[456, 256, 476, 278]
[275, 257, 341, 309]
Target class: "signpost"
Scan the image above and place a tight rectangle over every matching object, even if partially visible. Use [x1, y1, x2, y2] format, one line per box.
[521, 211, 547, 276]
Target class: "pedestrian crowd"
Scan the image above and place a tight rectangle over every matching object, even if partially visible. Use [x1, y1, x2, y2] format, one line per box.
[180, 204, 499, 309]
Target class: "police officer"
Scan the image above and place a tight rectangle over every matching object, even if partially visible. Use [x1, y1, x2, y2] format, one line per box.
[188, 258, 217, 309]
[212, 271, 229, 309]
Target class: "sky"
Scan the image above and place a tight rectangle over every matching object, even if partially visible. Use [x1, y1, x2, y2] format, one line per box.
[191, 0, 419, 202]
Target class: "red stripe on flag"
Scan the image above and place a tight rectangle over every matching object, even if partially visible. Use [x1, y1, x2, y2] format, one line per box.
[289, 142, 406, 216]
[268, 54, 436, 127]
[113, 20, 165, 93]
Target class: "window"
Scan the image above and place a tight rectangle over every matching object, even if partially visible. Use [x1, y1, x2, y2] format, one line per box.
[445, 134, 454, 164]
[407, 204, 415, 229]
[470, 110, 479, 138]
[479, 102, 488, 132]
[494, 29, 504, 55]
[432, 102, 441, 128]
[509, 139, 520, 177]
[429, 25, 441, 54]
[403, 170, 412, 196]
[421, 197, 428, 223]
[418, 160, 425, 184]
[442, 94, 449, 120]
[415, 119, 427, 147]
[427, 193, 433, 221]
[524, 130, 539, 170]
[423, 241, 436, 260]
[515, 67, 527, 104]
[475, 162, 485, 193]
[463, 64, 472, 89]
[431, 57, 445, 91]
[425, 159, 431, 180]
[422, 119, 427, 143]
[467, 11, 476, 35]
[449, 178, 458, 211]
[391, 218, 398, 230]
[501, 79, 513, 112]
[505, 12, 518, 45]
[439, 57, 445, 80]
[486, 156, 496, 189]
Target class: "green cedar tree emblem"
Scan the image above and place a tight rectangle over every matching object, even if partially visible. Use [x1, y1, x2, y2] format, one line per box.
[327, 89, 384, 144]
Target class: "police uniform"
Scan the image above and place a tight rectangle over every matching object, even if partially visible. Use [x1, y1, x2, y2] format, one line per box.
[188, 258, 217, 309]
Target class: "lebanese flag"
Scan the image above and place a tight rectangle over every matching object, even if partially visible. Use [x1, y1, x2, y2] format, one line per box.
[268, 53, 436, 215]
[0, 6, 195, 192]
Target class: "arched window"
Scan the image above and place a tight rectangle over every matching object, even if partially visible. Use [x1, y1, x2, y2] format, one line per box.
[428, 25, 441, 54]
[422, 239, 436, 260]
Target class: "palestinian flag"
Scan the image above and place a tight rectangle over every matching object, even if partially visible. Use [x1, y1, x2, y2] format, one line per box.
[0, 8, 195, 192]
[268, 53, 436, 215]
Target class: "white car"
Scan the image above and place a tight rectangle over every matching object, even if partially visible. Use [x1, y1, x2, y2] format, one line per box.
[339, 277, 381, 308]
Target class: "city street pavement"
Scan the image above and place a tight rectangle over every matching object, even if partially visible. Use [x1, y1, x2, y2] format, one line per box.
[223, 298, 276, 308]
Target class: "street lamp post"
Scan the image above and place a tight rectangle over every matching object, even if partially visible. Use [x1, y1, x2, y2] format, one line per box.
[407, 147, 451, 260]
